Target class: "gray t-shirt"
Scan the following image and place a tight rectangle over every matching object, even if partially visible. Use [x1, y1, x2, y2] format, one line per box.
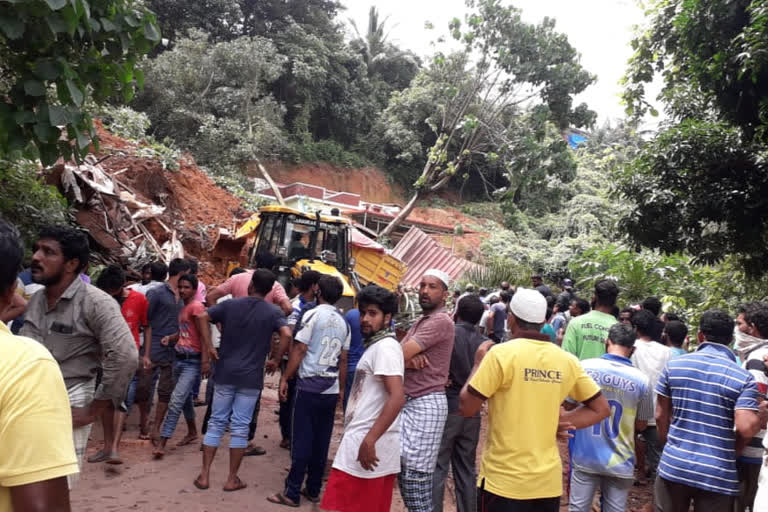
[490, 302, 507, 336]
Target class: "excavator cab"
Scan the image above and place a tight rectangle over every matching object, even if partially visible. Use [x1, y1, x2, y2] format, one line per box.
[249, 206, 355, 309]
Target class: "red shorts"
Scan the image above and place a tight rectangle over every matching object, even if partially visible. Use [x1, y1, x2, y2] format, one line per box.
[320, 468, 397, 512]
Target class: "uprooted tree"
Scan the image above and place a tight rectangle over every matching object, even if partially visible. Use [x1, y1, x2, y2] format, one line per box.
[0, 0, 160, 165]
[378, 0, 596, 238]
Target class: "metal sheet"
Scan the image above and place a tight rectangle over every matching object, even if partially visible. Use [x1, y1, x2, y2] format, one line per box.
[391, 227, 481, 289]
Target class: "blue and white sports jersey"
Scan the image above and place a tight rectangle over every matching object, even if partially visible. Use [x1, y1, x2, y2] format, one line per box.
[571, 353, 654, 479]
[295, 304, 351, 394]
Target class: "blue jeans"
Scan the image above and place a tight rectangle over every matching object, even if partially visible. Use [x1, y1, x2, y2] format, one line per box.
[160, 359, 199, 439]
[569, 468, 632, 512]
[203, 383, 261, 449]
[284, 389, 337, 502]
[192, 371, 202, 400]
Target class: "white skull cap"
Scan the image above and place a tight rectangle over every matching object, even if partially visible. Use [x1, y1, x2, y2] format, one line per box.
[510, 287, 547, 323]
[423, 269, 451, 289]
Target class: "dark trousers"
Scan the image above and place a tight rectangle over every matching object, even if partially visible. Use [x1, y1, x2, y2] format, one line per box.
[735, 461, 761, 512]
[640, 426, 663, 478]
[284, 389, 337, 502]
[433, 413, 481, 512]
[477, 481, 559, 512]
[279, 377, 297, 441]
[654, 476, 734, 512]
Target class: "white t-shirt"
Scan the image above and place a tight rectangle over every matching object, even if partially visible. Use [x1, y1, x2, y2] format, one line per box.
[332, 336, 404, 478]
[631, 339, 671, 426]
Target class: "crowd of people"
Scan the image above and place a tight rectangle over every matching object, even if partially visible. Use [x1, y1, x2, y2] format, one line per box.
[2, 219, 768, 512]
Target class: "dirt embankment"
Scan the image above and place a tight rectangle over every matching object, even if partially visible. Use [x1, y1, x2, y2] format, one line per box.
[253, 161, 406, 205]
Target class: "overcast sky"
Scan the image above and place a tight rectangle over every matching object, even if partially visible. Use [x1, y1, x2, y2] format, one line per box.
[342, 0, 654, 125]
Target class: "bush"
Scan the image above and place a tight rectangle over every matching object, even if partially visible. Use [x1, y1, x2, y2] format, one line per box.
[0, 159, 71, 251]
[287, 140, 369, 168]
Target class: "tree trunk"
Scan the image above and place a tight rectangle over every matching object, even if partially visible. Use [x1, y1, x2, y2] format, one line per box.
[379, 189, 420, 239]
[255, 158, 285, 206]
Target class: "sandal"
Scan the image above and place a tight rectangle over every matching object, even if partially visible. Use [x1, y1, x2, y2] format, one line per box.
[87, 450, 111, 463]
[223, 476, 248, 492]
[301, 488, 320, 503]
[244, 445, 266, 456]
[105, 452, 123, 465]
[267, 493, 299, 507]
[193, 476, 209, 490]
[177, 433, 199, 447]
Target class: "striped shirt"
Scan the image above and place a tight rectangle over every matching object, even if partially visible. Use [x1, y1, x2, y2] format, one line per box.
[656, 342, 759, 495]
[740, 344, 768, 464]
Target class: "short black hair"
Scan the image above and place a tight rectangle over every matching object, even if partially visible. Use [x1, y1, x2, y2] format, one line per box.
[500, 291, 512, 303]
[229, 266, 247, 277]
[620, 306, 634, 317]
[737, 301, 762, 316]
[0, 220, 24, 295]
[608, 323, 636, 348]
[168, 258, 190, 277]
[187, 258, 199, 274]
[96, 264, 125, 291]
[297, 270, 321, 293]
[178, 273, 198, 290]
[318, 275, 344, 305]
[457, 295, 485, 325]
[254, 251, 276, 270]
[663, 312, 680, 322]
[699, 309, 734, 345]
[642, 296, 662, 316]
[357, 285, 398, 316]
[573, 297, 591, 314]
[664, 320, 688, 347]
[478, 288, 488, 297]
[251, 268, 276, 295]
[631, 309, 656, 337]
[39, 225, 89, 273]
[594, 279, 619, 307]
[150, 262, 168, 281]
[489, 295, 500, 305]
[746, 303, 768, 339]
[141, 263, 152, 272]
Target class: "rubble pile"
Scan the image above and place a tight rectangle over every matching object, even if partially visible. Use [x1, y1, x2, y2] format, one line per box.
[50, 122, 252, 282]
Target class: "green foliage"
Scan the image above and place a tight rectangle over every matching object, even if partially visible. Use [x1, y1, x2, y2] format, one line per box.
[0, 0, 160, 165]
[615, 119, 768, 275]
[287, 140, 369, 169]
[97, 104, 180, 170]
[97, 104, 150, 141]
[568, 244, 768, 326]
[460, 257, 530, 290]
[621, 0, 768, 275]
[212, 174, 267, 212]
[133, 30, 288, 173]
[0, 158, 70, 249]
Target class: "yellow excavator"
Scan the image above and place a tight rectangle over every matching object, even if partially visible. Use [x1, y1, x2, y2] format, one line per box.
[219, 205, 406, 311]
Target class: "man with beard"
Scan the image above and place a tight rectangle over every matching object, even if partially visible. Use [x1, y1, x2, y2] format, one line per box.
[398, 269, 455, 512]
[20, 226, 137, 485]
[321, 285, 405, 512]
[0, 220, 79, 510]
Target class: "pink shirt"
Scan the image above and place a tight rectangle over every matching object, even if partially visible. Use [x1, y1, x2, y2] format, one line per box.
[217, 271, 288, 305]
[195, 280, 207, 302]
[402, 307, 455, 398]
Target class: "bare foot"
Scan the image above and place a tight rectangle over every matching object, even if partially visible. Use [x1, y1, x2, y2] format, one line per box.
[152, 447, 165, 459]
[177, 433, 199, 447]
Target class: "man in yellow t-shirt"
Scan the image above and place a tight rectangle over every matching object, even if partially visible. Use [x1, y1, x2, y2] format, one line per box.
[459, 288, 610, 512]
[0, 219, 78, 512]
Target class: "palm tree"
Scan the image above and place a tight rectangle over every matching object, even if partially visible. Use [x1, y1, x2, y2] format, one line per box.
[348, 6, 392, 73]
